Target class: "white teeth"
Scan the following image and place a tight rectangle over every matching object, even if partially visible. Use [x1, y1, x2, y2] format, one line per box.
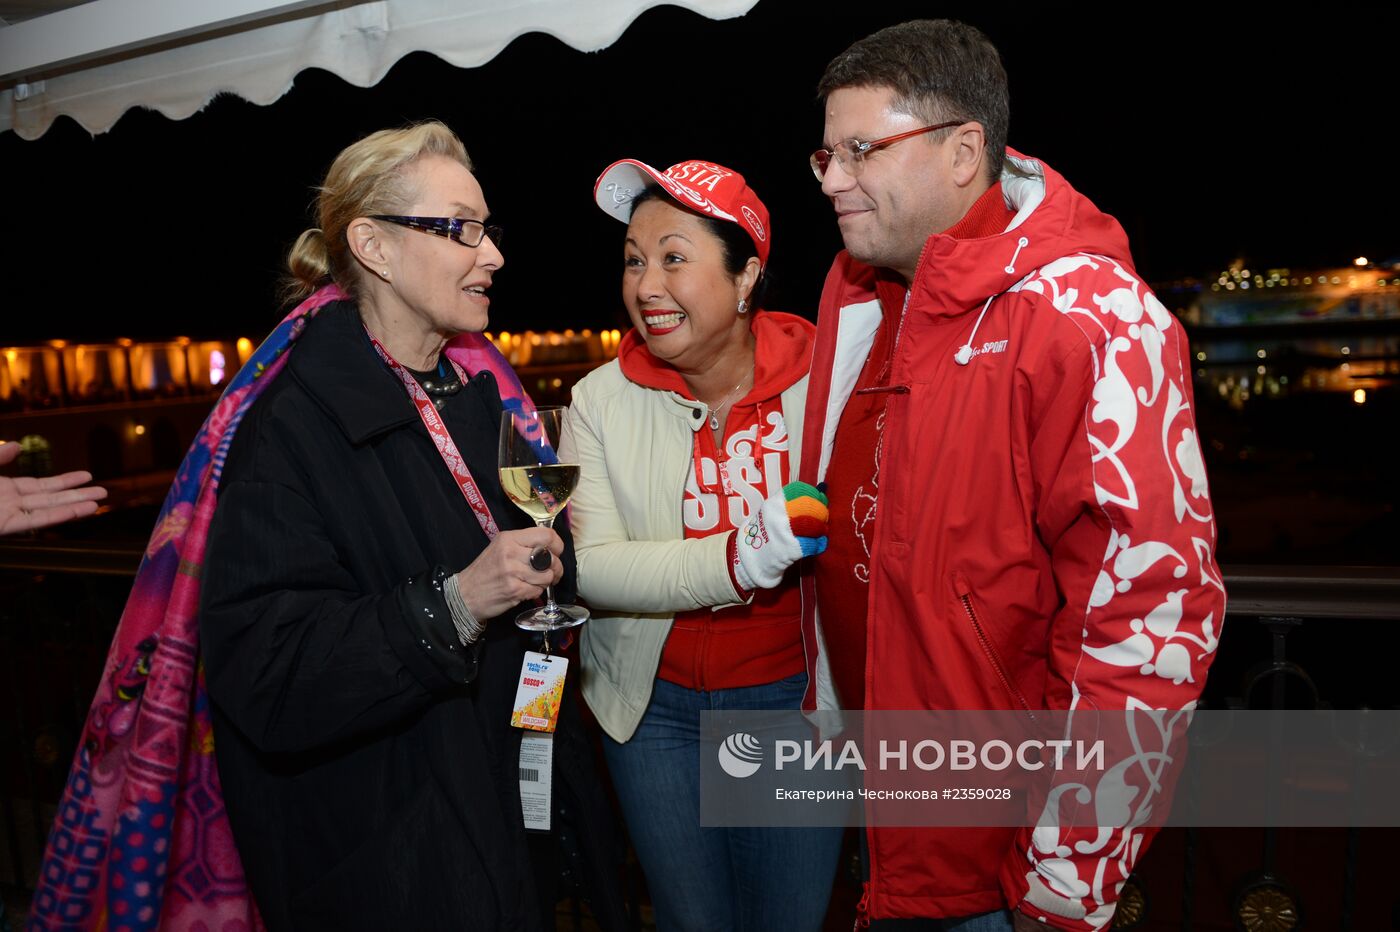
[464, 286, 486, 295]
[646, 312, 685, 327]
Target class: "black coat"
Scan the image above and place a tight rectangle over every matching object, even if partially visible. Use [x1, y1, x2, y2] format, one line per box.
[200, 302, 621, 931]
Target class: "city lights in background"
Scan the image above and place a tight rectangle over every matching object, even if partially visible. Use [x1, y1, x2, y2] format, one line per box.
[2, 330, 626, 411]
[1204, 263, 1389, 293]
[482, 329, 623, 367]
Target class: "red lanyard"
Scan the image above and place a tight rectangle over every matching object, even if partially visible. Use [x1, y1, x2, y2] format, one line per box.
[367, 332, 501, 541]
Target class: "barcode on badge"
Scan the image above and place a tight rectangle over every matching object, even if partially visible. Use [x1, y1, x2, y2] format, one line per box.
[520, 767, 540, 782]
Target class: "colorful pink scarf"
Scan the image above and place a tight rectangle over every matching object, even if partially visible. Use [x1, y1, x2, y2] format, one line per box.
[26, 284, 535, 931]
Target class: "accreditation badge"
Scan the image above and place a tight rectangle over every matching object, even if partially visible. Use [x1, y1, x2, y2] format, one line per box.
[511, 651, 567, 732]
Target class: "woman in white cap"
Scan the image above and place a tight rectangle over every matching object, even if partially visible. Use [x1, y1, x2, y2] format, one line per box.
[561, 159, 842, 930]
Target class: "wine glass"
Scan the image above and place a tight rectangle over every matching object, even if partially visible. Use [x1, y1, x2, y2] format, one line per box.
[498, 406, 589, 633]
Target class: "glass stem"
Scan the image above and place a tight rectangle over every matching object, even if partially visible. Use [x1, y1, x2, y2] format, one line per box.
[538, 517, 560, 615]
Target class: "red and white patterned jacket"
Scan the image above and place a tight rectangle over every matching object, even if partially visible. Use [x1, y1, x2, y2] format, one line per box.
[798, 151, 1226, 929]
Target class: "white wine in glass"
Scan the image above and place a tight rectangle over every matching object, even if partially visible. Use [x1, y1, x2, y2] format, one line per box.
[498, 464, 580, 524]
[498, 407, 589, 632]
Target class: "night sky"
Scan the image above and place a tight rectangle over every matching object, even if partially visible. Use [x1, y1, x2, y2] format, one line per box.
[3, 2, 1395, 342]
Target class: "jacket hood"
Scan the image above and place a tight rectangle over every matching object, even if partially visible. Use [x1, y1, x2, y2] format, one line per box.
[876, 150, 1137, 318]
[618, 310, 815, 405]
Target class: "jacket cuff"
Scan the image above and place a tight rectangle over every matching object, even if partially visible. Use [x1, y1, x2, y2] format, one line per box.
[726, 530, 755, 602]
[390, 566, 481, 689]
[999, 849, 1112, 932]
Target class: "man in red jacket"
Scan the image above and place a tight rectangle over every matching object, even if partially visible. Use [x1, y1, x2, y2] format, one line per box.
[798, 19, 1227, 932]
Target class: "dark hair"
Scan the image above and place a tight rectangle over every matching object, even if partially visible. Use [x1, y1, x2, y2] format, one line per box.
[817, 19, 1008, 181]
[630, 186, 770, 310]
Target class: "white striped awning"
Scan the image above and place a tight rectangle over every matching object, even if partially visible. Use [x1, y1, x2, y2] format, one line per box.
[1, 0, 759, 139]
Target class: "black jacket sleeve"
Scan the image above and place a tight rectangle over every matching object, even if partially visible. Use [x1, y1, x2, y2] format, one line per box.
[200, 470, 477, 756]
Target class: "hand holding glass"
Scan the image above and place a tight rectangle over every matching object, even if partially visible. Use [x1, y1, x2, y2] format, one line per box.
[498, 407, 588, 632]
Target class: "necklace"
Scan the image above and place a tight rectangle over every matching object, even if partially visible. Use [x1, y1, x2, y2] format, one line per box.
[703, 376, 749, 431]
[418, 378, 461, 398]
[410, 359, 462, 410]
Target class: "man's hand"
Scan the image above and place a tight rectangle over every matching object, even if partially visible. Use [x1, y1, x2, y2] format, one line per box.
[454, 526, 564, 620]
[0, 442, 107, 535]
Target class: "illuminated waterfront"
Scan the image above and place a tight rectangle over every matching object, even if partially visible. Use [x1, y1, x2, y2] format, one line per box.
[1155, 260, 1400, 564]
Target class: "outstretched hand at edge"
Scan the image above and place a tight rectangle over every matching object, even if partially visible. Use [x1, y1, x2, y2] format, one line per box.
[0, 442, 108, 535]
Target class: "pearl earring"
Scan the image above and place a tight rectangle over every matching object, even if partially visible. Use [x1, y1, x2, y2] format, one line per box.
[737, 299, 748, 315]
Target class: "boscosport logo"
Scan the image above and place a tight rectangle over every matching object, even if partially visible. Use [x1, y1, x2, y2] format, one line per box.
[717, 732, 763, 778]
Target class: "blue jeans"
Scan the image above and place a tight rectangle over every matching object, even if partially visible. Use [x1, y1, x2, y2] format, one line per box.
[867, 911, 1014, 931]
[602, 673, 842, 932]
[946, 914, 1014, 932]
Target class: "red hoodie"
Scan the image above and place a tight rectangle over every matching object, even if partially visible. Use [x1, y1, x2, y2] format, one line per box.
[618, 310, 816, 690]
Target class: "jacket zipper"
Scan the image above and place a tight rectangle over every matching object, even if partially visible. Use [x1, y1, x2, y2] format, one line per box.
[854, 384, 910, 396]
[694, 415, 718, 691]
[959, 593, 1036, 717]
[851, 289, 908, 927]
